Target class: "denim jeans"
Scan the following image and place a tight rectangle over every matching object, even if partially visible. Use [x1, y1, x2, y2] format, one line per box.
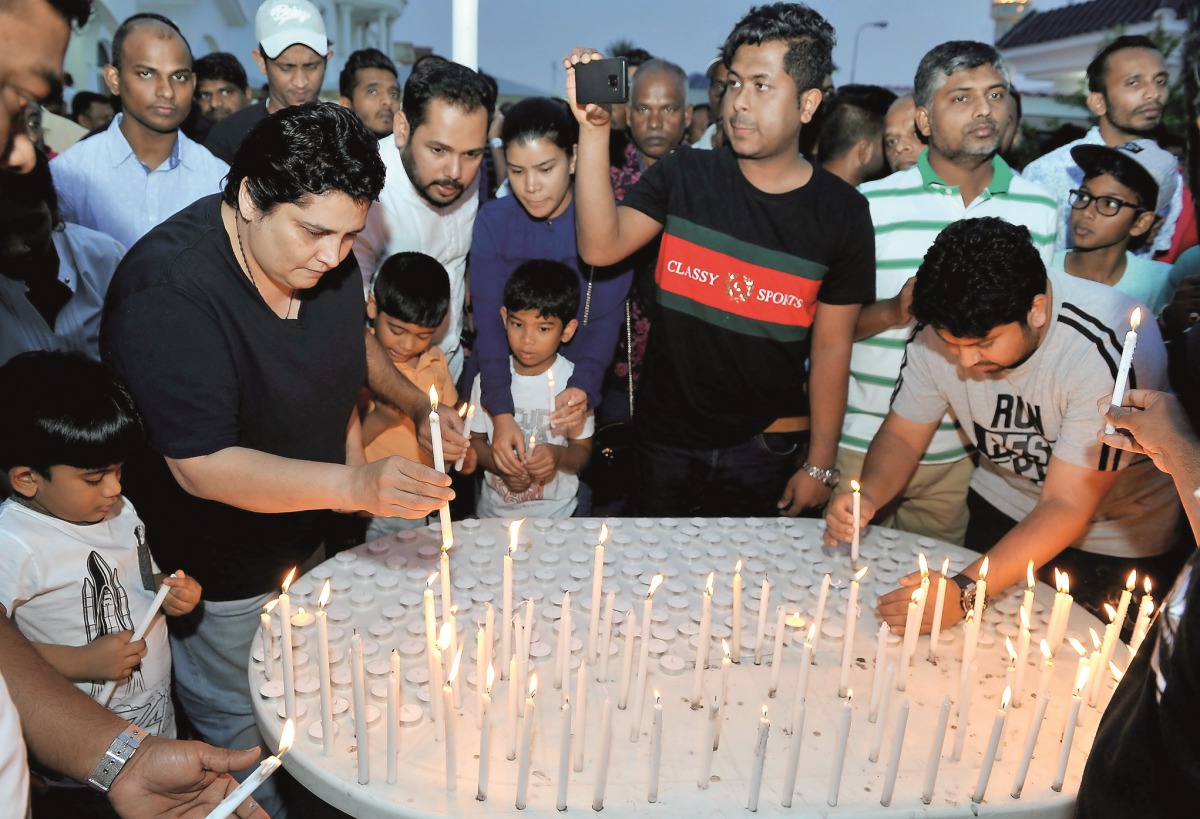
[170, 592, 288, 818]
[634, 431, 806, 517]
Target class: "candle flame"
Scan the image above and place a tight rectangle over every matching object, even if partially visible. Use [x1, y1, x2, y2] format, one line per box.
[1040, 639, 1051, 661]
[941, 557, 950, 576]
[448, 645, 463, 682]
[1089, 628, 1101, 650]
[428, 384, 439, 410]
[807, 624, 816, 642]
[278, 719, 296, 755]
[1130, 306, 1142, 330]
[509, 519, 524, 553]
[722, 639, 731, 658]
[762, 704, 768, 718]
[1019, 607, 1030, 630]
[654, 690, 660, 703]
[1062, 573, 1070, 596]
[457, 402, 468, 418]
[1068, 637, 1086, 656]
[1005, 636, 1016, 661]
[450, 605, 458, 618]
[295, 607, 306, 618]
[980, 557, 989, 580]
[318, 580, 330, 610]
[1109, 660, 1124, 683]
[918, 553, 928, 578]
[1144, 576, 1153, 595]
[427, 572, 438, 589]
[1074, 663, 1090, 694]
[1054, 568, 1064, 594]
[486, 662, 495, 693]
[964, 609, 974, 624]
[1027, 561, 1035, 589]
[705, 572, 715, 596]
[847, 689, 853, 703]
[1126, 570, 1136, 591]
[1001, 685, 1011, 710]
[529, 673, 537, 698]
[598, 522, 609, 547]
[911, 589, 922, 603]
[647, 573, 664, 598]
[850, 479, 860, 492]
[281, 567, 296, 594]
[1104, 603, 1117, 622]
[438, 622, 452, 652]
[854, 565, 869, 582]
[264, 598, 278, 614]
[528, 432, 536, 450]
[735, 559, 743, 574]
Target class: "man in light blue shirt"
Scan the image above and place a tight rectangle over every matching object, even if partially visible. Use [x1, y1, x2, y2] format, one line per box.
[51, 13, 227, 250]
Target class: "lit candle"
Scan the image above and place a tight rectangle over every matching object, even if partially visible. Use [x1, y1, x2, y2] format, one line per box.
[351, 630, 369, 784]
[1092, 604, 1119, 708]
[731, 560, 744, 663]
[1083, 629, 1102, 710]
[515, 674, 536, 810]
[588, 523, 608, 664]
[928, 558, 949, 661]
[592, 695, 614, 810]
[618, 608, 636, 710]
[747, 705, 770, 812]
[630, 574, 664, 741]
[754, 575, 771, 665]
[972, 685, 1011, 803]
[476, 625, 486, 730]
[880, 697, 910, 807]
[506, 654, 519, 761]
[1105, 307, 1141, 434]
[501, 521, 521, 680]
[484, 602, 494, 687]
[1047, 571, 1073, 654]
[974, 557, 989, 626]
[915, 553, 930, 632]
[555, 591, 571, 690]
[649, 693, 663, 803]
[1037, 639, 1054, 699]
[827, 690, 853, 807]
[527, 431, 536, 456]
[428, 386, 454, 549]
[1010, 685, 1050, 798]
[869, 664, 895, 762]
[1013, 607, 1031, 708]
[850, 479, 862, 565]
[433, 623, 451, 741]
[898, 588, 922, 691]
[260, 600, 277, 682]
[1131, 576, 1154, 654]
[478, 663, 493, 801]
[698, 696, 718, 790]
[278, 568, 298, 723]
[791, 626, 814, 734]
[387, 648, 399, 783]
[597, 589, 615, 683]
[1052, 664, 1089, 792]
[1021, 560, 1036, 626]
[781, 698, 805, 808]
[868, 622, 890, 722]
[811, 573, 831, 659]
[839, 566, 868, 697]
[952, 611, 975, 762]
[921, 695, 952, 804]
[205, 720, 294, 819]
[448, 607, 461, 708]
[546, 368, 557, 425]
[720, 639, 732, 712]
[691, 572, 715, 707]
[454, 403, 475, 470]
[424, 571, 439, 669]
[1115, 569, 1136, 638]
[440, 546, 453, 624]
[768, 604, 787, 697]
[557, 696, 571, 810]
[573, 659, 587, 772]
[315, 584, 333, 756]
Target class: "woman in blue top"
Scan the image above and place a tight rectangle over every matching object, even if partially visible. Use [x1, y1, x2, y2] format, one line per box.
[470, 97, 632, 481]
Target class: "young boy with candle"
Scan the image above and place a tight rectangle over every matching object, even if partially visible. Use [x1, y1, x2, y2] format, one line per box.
[0, 352, 200, 809]
[1055, 140, 1184, 316]
[470, 259, 594, 518]
[361, 251, 475, 539]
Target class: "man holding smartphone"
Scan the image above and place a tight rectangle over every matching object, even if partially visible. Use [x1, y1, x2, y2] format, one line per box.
[565, 1, 874, 518]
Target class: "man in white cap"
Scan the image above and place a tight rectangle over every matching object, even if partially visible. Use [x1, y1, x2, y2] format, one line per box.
[206, 0, 332, 163]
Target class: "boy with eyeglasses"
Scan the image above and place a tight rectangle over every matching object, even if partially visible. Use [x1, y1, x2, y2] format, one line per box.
[1055, 140, 1184, 315]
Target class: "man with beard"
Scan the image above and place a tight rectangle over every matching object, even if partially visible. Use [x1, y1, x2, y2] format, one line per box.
[50, 13, 227, 249]
[339, 48, 400, 139]
[836, 41, 1057, 546]
[1024, 36, 1180, 256]
[193, 52, 252, 124]
[354, 58, 495, 381]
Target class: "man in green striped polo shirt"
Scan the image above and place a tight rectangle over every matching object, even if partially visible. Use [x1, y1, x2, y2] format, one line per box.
[835, 41, 1058, 545]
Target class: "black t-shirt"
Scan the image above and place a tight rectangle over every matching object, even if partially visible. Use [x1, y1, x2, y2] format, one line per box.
[619, 145, 875, 448]
[203, 103, 268, 164]
[1077, 546, 1200, 816]
[101, 195, 366, 601]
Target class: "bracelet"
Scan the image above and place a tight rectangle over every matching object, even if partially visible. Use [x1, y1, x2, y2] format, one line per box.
[87, 723, 146, 793]
[799, 461, 841, 488]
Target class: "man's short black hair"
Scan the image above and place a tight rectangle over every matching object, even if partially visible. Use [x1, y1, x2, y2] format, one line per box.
[194, 51, 248, 90]
[0, 351, 144, 476]
[223, 102, 386, 214]
[401, 58, 495, 132]
[110, 12, 190, 71]
[1087, 35, 1161, 94]
[503, 259, 580, 326]
[617, 47, 654, 68]
[69, 90, 108, 121]
[0, 148, 61, 227]
[501, 96, 577, 155]
[911, 217, 1047, 339]
[818, 84, 895, 162]
[1, 0, 92, 27]
[722, 3, 835, 105]
[338, 48, 398, 99]
[372, 251, 450, 329]
[913, 41, 1009, 109]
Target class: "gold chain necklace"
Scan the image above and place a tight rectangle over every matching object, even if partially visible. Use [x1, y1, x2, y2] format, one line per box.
[235, 213, 295, 319]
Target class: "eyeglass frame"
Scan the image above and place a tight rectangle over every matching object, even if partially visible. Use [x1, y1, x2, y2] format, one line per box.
[1067, 187, 1148, 218]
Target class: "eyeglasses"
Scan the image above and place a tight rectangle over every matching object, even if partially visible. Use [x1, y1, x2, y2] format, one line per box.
[1068, 188, 1147, 217]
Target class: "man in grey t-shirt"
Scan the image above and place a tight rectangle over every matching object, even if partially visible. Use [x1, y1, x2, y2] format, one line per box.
[826, 217, 1182, 632]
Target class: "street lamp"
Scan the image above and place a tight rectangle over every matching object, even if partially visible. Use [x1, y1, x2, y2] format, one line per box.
[850, 20, 888, 84]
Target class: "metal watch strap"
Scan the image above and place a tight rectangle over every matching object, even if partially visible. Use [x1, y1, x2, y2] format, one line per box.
[950, 573, 977, 617]
[800, 461, 839, 488]
[87, 724, 146, 793]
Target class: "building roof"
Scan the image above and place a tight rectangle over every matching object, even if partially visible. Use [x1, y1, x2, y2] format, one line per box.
[996, 0, 1190, 49]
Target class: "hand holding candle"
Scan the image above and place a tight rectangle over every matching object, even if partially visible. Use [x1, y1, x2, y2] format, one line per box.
[1105, 307, 1141, 434]
[428, 386, 454, 548]
[205, 720, 294, 819]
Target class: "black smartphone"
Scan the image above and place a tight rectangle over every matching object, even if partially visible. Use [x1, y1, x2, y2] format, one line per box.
[575, 57, 629, 105]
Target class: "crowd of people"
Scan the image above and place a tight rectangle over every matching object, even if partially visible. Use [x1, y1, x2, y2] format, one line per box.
[2, 0, 1200, 816]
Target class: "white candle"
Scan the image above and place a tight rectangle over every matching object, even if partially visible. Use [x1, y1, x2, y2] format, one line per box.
[315, 585, 333, 756]
[1053, 665, 1089, 791]
[754, 576, 770, 665]
[811, 573, 831, 659]
[1092, 605, 1120, 708]
[699, 697, 718, 789]
[898, 588, 922, 691]
[1131, 577, 1154, 654]
[475, 625, 485, 729]
[260, 600, 277, 683]
[506, 655, 519, 761]
[440, 547, 453, 623]
[791, 627, 814, 734]
[869, 662, 895, 762]
[205, 720, 294, 819]
[747, 705, 770, 812]
[588, 523, 608, 664]
[827, 690, 853, 807]
[952, 649, 974, 761]
[515, 674, 536, 810]
[1115, 569, 1136, 638]
[1021, 560, 1036, 626]
[691, 572, 714, 707]
[546, 367, 557, 423]
[880, 698, 910, 807]
[444, 648, 461, 792]
[974, 557, 989, 625]
[477, 664, 493, 801]
[454, 403, 475, 470]
[428, 386, 454, 548]
[649, 693, 664, 803]
[972, 686, 1010, 803]
[1047, 570, 1073, 653]
[1013, 607, 1031, 707]
[484, 602, 494, 684]
[780, 699, 805, 808]
[768, 605, 787, 697]
[597, 590, 615, 683]
[278, 568, 297, 723]
[96, 570, 177, 705]
[914, 553, 930, 633]
[1010, 688, 1050, 798]
[501, 521, 521, 679]
[592, 696, 614, 810]
[573, 659, 587, 772]
[868, 622, 890, 722]
[618, 608, 636, 710]
[433, 624, 450, 741]
[715, 640, 731, 751]
[387, 649, 399, 783]
[630, 574, 663, 740]
[424, 572, 439, 661]
[351, 631, 369, 784]
[555, 591, 571, 690]
[448, 608, 461, 708]
[850, 479, 862, 565]
[928, 558, 949, 661]
[921, 695, 952, 804]
[1037, 639, 1054, 699]
[839, 566, 868, 697]
[557, 697, 571, 810]
[1105, 307, 1141, 434]
[731, 560, 743, 663]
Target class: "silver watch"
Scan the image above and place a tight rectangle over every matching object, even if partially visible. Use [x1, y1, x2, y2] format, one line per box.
[951, 573, 979, 618]
[800, 461, 840, 488]
[87, 724, 146, 793]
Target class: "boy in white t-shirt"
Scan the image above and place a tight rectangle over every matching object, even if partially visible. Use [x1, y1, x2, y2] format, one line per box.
[0, 352, 200, 750]
[470, 260, 594, 518]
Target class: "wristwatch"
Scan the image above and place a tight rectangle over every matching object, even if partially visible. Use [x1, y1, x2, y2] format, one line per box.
[87, 724, 147, 793]
[950, 573, 980, 618]
[799, 461, 840, 488]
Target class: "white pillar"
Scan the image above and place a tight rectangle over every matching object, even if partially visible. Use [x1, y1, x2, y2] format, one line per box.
[452, 0, 478, 70]
[377, 11, 390, 52]
[337, 3, 352, 55]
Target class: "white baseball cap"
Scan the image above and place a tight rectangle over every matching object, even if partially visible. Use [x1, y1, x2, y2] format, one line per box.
[255, 0, 328, 60]
[1072, 139, 1179, 217]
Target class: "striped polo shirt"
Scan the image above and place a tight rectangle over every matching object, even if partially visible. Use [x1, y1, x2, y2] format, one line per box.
[841, 150, 1058, 463]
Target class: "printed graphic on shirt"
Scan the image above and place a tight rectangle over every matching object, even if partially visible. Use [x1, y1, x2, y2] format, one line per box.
[971, 395, 1053, 483]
